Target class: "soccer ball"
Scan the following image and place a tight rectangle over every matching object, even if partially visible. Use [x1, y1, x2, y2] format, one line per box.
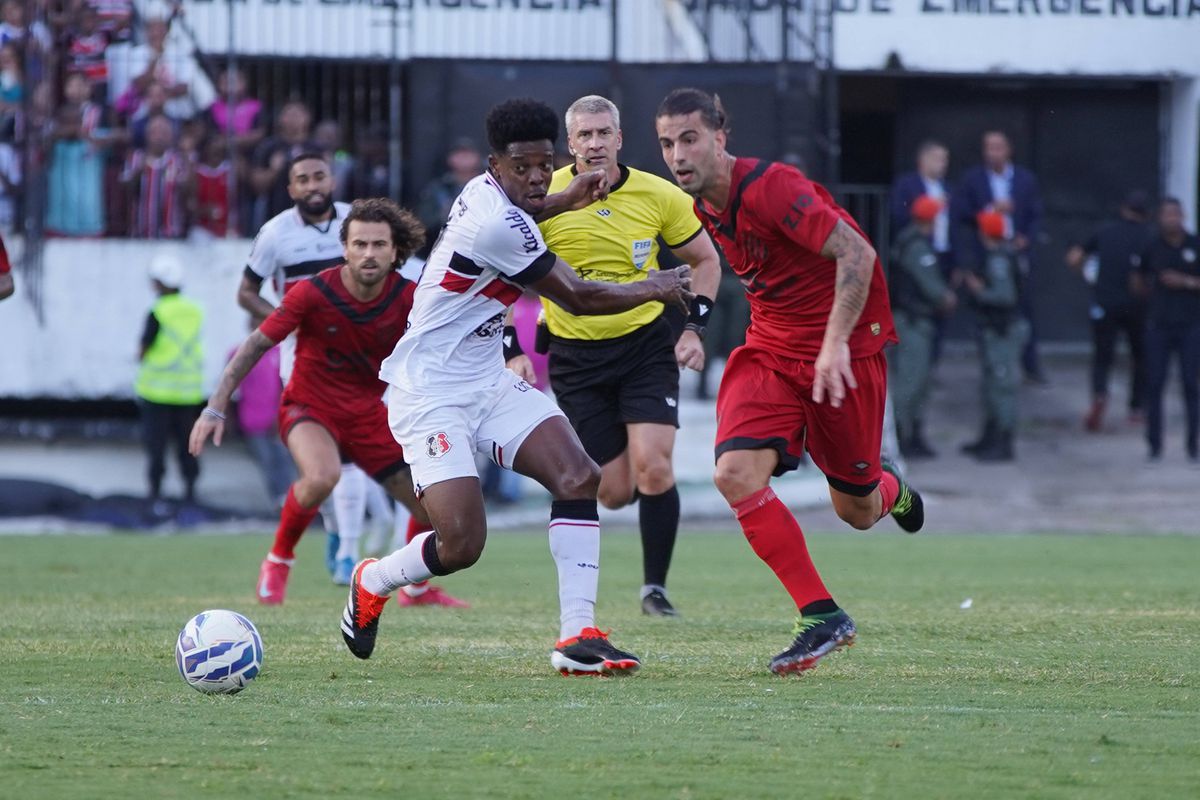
[176, 609, 263, 695]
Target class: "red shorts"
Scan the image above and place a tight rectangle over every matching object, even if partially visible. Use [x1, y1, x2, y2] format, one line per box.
[278, 395, 407, 482]
[715, 345, 887, 496]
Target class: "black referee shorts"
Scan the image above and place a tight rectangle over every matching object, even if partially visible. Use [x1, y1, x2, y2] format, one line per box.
[548, 315, 680, 466]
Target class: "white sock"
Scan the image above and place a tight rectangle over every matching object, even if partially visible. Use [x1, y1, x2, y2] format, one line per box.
[333, 464, 367, 561]
[549, 515, 599, 641]
[362, 482, 395, 556]
[363, 531, 435, 596]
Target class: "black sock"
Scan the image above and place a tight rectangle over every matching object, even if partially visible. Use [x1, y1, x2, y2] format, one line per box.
[801, 599, 840, 616]
[421, 532, 449, 576]
[638, 485, 680, 587]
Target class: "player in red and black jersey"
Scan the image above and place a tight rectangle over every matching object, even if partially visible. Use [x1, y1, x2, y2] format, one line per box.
[656, 88, 926, 675]
[190, 198, 463, 608]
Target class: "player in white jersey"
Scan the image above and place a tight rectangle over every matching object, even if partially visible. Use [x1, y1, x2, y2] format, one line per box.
[235, 152, 423, 593]
[340, 99, 692, 676]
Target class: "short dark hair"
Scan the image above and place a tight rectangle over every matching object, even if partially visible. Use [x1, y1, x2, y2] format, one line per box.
[656, 88, 728, 132]
[289, 151, 329, 177]
[485, 98, 559, 154]
[340, 198, 426, 266]
[917, 139, 946, 157]
[1160, 196, 1183, 210]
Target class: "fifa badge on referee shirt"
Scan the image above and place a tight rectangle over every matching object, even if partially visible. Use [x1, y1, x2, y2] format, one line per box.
[632, 239, 653, 270]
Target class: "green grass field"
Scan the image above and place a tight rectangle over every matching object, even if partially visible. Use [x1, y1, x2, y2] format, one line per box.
[1, 529, 1197, 799]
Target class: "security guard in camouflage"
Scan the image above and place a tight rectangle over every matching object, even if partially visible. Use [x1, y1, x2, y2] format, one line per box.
[961, 210, 1029, 462]
[889, 195, 956, 458]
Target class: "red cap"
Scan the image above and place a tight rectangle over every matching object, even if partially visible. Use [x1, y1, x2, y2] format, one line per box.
[910, 195, 943, 222]
[976, 210, 1007, 240]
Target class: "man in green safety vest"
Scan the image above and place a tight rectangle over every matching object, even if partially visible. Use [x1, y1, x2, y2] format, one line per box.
[136, 252, 205, 506]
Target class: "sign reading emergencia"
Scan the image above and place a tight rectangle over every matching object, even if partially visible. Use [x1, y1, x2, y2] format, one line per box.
[175, 0, 1198, 68]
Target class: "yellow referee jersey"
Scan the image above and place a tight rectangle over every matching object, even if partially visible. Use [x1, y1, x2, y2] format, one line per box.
[539, 164, 702, 341]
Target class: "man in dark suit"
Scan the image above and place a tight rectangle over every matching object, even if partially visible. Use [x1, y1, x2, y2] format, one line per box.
[891, 140, 951, 261]
[953, 131, 1045, 383]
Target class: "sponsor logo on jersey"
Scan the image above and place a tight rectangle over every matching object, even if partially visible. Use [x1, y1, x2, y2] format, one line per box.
[426, 432, 452, 458]
[504, 209, 541, 254]
[853, 461, 870, 471]
[631, 238, 653, 270]
[597, 208, 612, 217]
[665, 397, 677, 408]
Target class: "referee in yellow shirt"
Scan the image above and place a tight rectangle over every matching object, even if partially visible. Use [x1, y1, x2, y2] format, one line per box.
[519, 94, 721, 616]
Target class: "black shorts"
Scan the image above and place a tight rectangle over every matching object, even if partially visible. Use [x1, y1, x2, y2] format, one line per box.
[548, 315, 680, 466]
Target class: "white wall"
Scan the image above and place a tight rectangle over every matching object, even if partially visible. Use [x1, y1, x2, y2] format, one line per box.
[2, 239, 254, 399]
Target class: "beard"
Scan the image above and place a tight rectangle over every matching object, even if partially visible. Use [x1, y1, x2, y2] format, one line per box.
[300, 192, 333, 217]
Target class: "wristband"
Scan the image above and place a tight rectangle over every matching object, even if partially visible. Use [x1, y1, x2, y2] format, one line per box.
[202, 407, 226, 421]
[502, 325, 524, 361]
[685, 294, 714, 339]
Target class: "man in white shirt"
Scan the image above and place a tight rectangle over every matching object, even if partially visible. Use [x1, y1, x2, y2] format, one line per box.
[340, 98, 692, 676]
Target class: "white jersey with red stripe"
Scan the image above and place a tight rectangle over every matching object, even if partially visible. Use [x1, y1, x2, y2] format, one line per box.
[379, 172, 556, 393]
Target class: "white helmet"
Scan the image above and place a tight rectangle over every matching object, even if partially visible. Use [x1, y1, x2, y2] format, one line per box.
[149, 252, 185, 289]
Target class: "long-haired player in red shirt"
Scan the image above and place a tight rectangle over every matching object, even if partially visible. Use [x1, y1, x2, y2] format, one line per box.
[190, 198, 464, 609]
[655, 88, 925, 675]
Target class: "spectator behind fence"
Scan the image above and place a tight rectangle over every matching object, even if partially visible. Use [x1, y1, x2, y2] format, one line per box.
[121, 113, 191, 239]
[0, 42, 21, 140]
[209, 66, 263, 152]
[128, 80, 178, 147]
[0, 0, 51, 54]
[1136, 198, 1200, 464]
[137, 251, 204, 506]
[46, 103, 107, 237]
[249, 99, 315, 228]
[107, 12, 214, 123]
[230, 318, 295, 509]
[191, 132, 234, 240]
[65, 3, 111, 99]
[89, 0, 132, 43]
[1065, 190, 1151, 432]
[343, 121, 390, 201]
[954, 130, 1045, 384]
[415, 137, 481, 254]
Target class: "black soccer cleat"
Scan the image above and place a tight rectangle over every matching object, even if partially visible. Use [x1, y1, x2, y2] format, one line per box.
[882, 459, 924, 533]
[641, 589, 680, 618]
[340, 559, 389, 660]
[551, 628, 641, 676]
[769, 609, 857, 676]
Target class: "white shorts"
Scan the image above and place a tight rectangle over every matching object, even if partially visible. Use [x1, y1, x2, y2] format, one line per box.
[387, 369, 563, 495]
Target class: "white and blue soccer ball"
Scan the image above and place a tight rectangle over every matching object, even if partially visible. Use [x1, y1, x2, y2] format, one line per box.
[176, 609, 263, 695]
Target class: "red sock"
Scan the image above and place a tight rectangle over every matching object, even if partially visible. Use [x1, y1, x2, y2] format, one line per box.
[732, 487, 832, 610]
[269, 486, 321, 562]
[876, 470, 900, 518]
[405, 517, 434, 589]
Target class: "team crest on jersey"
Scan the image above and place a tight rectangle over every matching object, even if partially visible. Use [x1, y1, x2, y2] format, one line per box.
[631, 238, 653, 270]
[426, 432, 453, 458]
[870, 322, 881, 335]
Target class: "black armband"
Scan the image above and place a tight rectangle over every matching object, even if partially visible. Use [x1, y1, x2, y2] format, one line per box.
[684, 295, 714, 339]
[502, 325, 524, 361]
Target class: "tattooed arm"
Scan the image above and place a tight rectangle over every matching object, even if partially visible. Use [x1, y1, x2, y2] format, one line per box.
[812, 219, 877, 407]
[188, 330, 276, 454]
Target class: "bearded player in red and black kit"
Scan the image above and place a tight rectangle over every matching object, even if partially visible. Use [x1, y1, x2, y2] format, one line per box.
[656, 89, 925, 675]
[190, 198, 461, 607]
